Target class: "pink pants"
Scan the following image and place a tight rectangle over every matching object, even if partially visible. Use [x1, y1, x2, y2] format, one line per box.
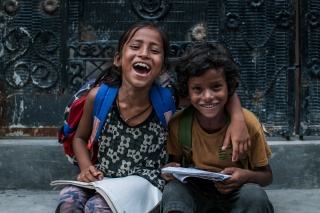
[56, 185, 112, 213]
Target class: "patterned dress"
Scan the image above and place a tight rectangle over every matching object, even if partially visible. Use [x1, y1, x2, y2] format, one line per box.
[96, 102, 168, 191]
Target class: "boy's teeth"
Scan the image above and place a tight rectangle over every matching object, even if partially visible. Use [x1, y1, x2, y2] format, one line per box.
[202, 104, 216, 108]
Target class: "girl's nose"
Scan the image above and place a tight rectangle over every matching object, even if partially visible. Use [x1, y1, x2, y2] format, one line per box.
[138, 47, 149, 58]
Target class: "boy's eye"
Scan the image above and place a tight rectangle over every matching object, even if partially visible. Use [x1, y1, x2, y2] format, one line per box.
[211, 84, 222, 90]
[192, 86, 203, 92]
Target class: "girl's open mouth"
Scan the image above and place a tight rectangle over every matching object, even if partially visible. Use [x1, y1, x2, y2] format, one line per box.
[133, 62, 151, 75]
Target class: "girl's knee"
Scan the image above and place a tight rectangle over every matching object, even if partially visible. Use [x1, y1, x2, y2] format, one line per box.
[85, 194, 112, 213]
[57, 186, 90, 213]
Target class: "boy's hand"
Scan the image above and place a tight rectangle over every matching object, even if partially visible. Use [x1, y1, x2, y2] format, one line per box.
[223, 121, 251, 162]
[77, 165, 104, 182]
[213, 167, 249, 194]
[161, 162, 180, 182]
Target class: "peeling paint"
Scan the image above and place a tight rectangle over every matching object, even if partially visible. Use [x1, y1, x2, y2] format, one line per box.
[11, 96, 25, 125]
[7, 130, 25, 137]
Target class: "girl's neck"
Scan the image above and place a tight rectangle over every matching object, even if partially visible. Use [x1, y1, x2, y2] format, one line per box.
[118, 84, 151, 105]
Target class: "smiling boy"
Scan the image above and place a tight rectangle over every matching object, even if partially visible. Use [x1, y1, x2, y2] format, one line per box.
[161, 42, 274, 213]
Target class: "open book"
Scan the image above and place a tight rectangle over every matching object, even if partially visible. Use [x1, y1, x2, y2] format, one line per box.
[161, 167, 231, 183]
[51, 175, 161, 213]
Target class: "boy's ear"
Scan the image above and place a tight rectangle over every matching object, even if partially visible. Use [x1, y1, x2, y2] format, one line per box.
[113, 52, 121, 67]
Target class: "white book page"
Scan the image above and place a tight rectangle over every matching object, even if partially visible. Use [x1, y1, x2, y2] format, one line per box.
[51, 175, 162, 213]
[161, 167, 231, 182]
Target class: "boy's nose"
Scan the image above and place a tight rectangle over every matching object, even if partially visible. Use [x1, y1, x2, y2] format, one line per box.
[203, 90, 214, 100]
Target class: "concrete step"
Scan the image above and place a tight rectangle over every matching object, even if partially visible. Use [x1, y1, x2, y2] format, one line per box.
[0, 138, 320, 212]
[0, 189, 319, 213]
[1, 138, 320, 190]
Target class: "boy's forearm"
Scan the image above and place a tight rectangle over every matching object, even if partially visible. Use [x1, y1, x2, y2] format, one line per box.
[225, 93, 244, 121]
[245, 166, 273, 187]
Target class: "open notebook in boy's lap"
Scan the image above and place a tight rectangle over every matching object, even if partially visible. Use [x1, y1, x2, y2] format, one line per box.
[161, 167, 231, 183]
[51, 175, 161, 213]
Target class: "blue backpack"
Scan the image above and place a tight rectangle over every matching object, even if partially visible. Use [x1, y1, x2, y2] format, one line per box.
[57, 81, 176, 166]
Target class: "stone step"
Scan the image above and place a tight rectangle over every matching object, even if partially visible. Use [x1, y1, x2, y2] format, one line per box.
[0, 138, 320, 190]
[0, 189, 319, 213]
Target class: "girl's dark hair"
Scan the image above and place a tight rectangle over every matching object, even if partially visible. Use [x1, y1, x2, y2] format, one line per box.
[176, 42, 239, 98]
[95, 20, 170, 86]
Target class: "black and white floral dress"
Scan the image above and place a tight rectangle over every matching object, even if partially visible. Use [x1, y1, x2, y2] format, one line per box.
[96, 102, 169, 191]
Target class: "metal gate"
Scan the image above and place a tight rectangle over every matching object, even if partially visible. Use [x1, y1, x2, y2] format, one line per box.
[0, 0, 319, 139]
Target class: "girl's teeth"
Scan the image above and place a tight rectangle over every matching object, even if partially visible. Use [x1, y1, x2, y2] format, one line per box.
[134, 63, 150, 69]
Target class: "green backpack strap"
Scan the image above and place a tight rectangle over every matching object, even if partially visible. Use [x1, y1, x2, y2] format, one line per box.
[178, 105, 194, 167]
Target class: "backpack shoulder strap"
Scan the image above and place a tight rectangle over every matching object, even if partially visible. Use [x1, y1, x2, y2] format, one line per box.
[178, 105, 194, 167]
[89, 84, 119, 145]
[150, 84, 176, 128]
[85, 84, 119, 160]
[178, 105, 194, 148]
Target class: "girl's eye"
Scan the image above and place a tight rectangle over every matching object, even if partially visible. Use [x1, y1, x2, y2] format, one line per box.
[150, 49, 160, 54]
[130, 45, 140, 50]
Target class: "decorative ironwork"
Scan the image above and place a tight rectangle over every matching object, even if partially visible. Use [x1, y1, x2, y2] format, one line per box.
[234, 11, 293, 49]
[3, 0, 19, 16]
[240, 66, 288, 112]
[67, 42, 117, 92]
[43, 0, 59, 14]
[131, 0, 171, 20]
[225, 13, 240, 30]
[308, 58, 320, 78]
[306, 11, 320, 29]
[222, 0, 296, 137]
[3, 28, 59, 89]
[247, 0, 264, 9]
[3, 27, 32, 88]
[168, 42, 194, 60]
[276, 11, 292, 29]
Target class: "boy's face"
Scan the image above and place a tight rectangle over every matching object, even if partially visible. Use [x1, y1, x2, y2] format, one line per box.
[187, 68, 229, 123]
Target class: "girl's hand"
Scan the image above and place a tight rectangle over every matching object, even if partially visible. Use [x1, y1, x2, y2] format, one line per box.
[77, 165, 104, 182]
[213, 167, 249, 194]
[161, 162, 180, 182]
[223, 120, 251, 162]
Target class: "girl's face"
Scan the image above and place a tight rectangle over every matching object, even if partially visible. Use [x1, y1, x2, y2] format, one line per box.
[187, 68, 229, 126]
[114, 27, 165, 88]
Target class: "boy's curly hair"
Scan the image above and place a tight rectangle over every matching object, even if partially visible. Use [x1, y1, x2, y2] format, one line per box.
[176, 42, 239, 98]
